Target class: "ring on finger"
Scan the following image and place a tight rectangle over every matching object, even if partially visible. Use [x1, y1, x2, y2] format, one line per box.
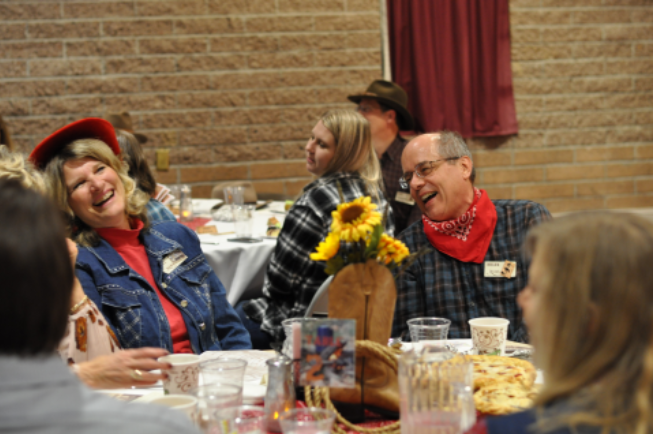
[130, 369, 144, 381]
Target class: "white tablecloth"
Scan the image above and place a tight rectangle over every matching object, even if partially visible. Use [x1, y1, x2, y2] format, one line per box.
[197, 205, 285, 305]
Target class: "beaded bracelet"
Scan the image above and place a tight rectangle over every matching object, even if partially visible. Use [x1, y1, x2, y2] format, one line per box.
[70, 295, 89, 315]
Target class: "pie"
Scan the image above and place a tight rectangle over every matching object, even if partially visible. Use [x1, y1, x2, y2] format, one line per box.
[467, 355, 538, 415]
[468, 355, 536, 390]
[473, 382, 540, 415]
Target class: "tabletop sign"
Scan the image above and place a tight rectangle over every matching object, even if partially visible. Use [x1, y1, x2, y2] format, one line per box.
[484, 260, 517, 278]
[395, 191, 415, 205]
[196, 225, 218, 235]
[299, 319, 355, 388]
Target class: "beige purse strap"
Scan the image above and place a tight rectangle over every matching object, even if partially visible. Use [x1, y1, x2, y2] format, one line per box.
[304, 340, 402, 434]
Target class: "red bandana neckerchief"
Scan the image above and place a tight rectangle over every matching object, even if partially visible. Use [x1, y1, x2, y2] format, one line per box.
[422, 188, 497, 264]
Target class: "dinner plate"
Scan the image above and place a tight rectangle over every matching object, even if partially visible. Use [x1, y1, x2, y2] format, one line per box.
[192, 199, 224, 216]
[267, 202, 288, 214]
[133, 383, 266, 405]
[399, 339, 474, 353]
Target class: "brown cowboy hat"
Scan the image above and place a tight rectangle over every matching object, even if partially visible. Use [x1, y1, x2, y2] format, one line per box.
[347, 80, 415, 131]
[104, 112, 148, 144]
[29, 118, 120, 169]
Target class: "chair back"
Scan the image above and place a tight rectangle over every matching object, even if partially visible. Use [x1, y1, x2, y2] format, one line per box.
[304, 275, 333, 318]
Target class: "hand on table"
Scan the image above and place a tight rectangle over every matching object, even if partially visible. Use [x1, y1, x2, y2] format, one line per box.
[75, 347, 172, 389]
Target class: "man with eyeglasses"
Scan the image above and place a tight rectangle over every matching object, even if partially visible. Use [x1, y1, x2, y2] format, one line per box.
[391, 131, 551, 343]
[347, 80, 422, 234]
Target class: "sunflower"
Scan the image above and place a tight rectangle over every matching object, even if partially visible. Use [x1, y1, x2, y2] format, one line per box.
[310, 231, 341, 261]
[376, 234, 410, 265]
[331, 197, 382, 242]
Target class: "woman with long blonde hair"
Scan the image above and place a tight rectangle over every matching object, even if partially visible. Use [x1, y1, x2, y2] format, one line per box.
[238, 109, 394, 349]
[475, 212, 653, 434]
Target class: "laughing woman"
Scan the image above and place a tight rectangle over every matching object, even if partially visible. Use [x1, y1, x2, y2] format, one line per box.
[31, 118, 251, 353]
[238, 109, 394, 349]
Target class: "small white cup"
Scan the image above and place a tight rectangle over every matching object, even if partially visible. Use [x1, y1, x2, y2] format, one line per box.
[149, 394, 198, 421]
[158, 354, 201, 395]
[468, 317, 510, 356]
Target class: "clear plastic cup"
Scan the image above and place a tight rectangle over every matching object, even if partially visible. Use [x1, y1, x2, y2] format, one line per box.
[233, 204, 255, 238]
[200, 358, 247, 388]
[192, 384, 243, 433]
[407, 317, 451, 352]
[278, 408, 336, 434]
[214, 405, 266, 434]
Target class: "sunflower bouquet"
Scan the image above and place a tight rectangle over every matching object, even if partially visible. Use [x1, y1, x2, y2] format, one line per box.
[310, 195, 410, 275]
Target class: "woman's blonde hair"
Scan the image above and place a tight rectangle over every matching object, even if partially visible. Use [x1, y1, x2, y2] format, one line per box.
[319, 109, 382, 199]
[42, 139, 150, 247]
[525, 212, 653, 434]
[0, 145, 46, 193]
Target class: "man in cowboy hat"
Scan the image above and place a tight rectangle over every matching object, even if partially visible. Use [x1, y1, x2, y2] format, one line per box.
[348, 80, 421, 234]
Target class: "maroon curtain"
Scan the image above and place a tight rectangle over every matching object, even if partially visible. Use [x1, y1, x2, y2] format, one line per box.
[387, 0, 518, 138]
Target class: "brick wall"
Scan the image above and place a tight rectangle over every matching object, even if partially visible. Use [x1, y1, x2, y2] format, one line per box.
[1, 0, 652, 212]
[0, 0, 382, 198]
[472, 0, 653, 212]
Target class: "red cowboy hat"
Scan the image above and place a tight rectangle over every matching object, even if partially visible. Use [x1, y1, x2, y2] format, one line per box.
[29, 118, 119, 169]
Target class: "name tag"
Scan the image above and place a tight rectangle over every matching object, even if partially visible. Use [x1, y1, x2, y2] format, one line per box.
[484, 260, 517, 279]
[163, 250, 188, 274]
[395, 191, 415, 205]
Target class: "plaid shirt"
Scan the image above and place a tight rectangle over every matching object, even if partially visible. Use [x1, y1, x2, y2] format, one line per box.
[392, 200, 551, 343]
[243, 172, 394, 343]
[381, 135, 422, 235]
[146, 198, 177, 223]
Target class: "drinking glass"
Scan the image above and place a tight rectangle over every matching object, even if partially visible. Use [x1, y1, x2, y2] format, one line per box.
[214, 405, 266, 434]
[281, 318, 319, 359]
[192, 384, 243, 434]
[180, 184, 193, 222]
[233, 204, 256, 239]
[278, 408, 336, 434]
[407, 317, 451, 352]
[200, 358, 247, 388]
[168, 184, 181, 216]
[224, 186, 245, 207]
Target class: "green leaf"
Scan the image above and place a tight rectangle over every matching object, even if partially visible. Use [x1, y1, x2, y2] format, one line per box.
[324, 255, 344, 275]
[364, 224, 383, 259]
[394, 246, 432, 277]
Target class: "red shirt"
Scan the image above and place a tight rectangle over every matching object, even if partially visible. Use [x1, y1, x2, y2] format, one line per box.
[96, 220, 193, 354]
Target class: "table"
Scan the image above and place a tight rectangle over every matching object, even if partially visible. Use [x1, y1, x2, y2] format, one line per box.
[195, 202, 286, 305]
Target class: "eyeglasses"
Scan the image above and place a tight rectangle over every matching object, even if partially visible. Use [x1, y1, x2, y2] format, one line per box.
[398, 157, 460, 190]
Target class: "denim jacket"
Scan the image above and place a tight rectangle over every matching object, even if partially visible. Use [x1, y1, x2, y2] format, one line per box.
[75, 221, 252, 352]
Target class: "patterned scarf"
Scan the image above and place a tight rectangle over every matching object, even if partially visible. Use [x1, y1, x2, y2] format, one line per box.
[422, 188, 497, 263]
